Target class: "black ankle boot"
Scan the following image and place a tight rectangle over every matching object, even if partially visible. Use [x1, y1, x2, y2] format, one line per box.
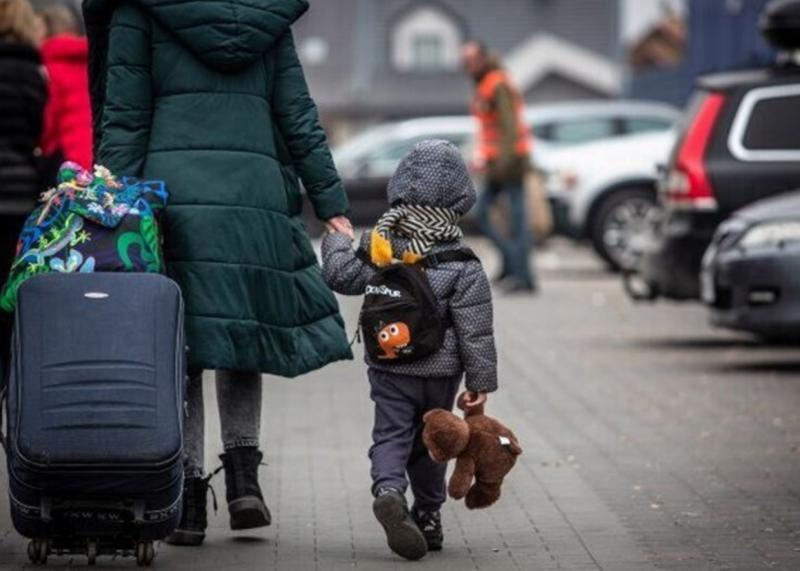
[412, 507, 443, 551]
[373, 489, 428, 561]
[164, 476, 210, 546]
[220, 447, 271, 530]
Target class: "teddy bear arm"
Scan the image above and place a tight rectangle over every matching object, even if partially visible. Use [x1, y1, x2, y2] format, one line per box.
[448, 455, 476, 500]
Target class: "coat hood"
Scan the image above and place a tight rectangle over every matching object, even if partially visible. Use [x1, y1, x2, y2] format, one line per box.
[41, 35, 88, 64]
[84, 0, 308, 72]
[387, 139, 476, 215]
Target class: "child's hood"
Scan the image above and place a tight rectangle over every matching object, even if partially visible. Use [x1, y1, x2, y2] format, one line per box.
[84, 0, 308, 73]
[387, 139, 477, 215]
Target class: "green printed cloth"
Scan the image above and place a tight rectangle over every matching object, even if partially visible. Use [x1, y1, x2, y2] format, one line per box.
[0, 162, 168, 312]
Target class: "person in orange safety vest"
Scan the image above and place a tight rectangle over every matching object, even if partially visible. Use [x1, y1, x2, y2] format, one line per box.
[463, 40, 537, 293]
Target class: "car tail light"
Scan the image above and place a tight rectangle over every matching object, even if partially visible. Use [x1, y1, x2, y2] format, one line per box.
[664, 93, 726, 210]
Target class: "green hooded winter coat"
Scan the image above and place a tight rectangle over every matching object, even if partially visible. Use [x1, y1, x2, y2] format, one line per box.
[83, 0, 352, 377]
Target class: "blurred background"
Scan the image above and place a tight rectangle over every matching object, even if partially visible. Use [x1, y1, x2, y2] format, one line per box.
[291, 0, 774, 140]
[32, 0, 800, 339]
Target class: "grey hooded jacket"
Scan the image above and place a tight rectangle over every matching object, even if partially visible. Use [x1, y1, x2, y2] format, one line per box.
[321, 140, 498, 393]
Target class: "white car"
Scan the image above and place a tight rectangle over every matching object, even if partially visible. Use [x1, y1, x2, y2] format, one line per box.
[542, 129, 678, 271]
[526, 100, 678, 150]
[330, 101, 680, 240]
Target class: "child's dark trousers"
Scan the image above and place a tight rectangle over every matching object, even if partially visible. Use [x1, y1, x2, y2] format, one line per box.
[368, 367, 462, 511]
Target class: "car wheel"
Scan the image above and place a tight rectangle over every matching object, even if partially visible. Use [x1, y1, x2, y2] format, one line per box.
[590, 187, 659, 272]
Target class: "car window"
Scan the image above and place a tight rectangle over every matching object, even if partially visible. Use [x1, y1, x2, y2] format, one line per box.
[742, 94, 800, 151]
[363, 133, 471, 177]
[436, 133, 471, 153]
[728, 85, 800, 161]
[362, 141, 413, 177]
[333, 126, 394, 166]
[366, 141, 411, 164]
[623, 117, 674, 135]
[549, 119, 616, 144]
[532, 123, 552, 141]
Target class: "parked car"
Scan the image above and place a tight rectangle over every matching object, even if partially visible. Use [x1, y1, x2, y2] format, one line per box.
[328, 101, 679, 229]
[332, 117, 474, 227]
[626, 4, 800, 301]
[701, 190, 800, 340]
[542, 128, 677, 270]
[527, 100, 678, 149]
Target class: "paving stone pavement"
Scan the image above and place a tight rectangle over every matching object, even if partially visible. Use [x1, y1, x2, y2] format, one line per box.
[1, 238, 800, 570]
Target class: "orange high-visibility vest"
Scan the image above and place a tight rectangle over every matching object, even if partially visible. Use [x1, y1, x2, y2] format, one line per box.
[472, 69, 531, 161]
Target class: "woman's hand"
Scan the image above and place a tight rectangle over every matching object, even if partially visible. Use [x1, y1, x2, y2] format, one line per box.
[325, 215, 355, 240]
[462, 391, 488, 410]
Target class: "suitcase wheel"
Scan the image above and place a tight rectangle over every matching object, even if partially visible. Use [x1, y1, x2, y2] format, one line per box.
[135, 541, 155, 567]
[27, 539, 49, 565]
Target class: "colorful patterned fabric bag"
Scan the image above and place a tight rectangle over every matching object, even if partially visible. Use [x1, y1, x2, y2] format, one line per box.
[0, 162, 168, 312]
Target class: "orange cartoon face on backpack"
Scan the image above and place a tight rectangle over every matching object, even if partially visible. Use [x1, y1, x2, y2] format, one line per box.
[377, 322, 411, 360]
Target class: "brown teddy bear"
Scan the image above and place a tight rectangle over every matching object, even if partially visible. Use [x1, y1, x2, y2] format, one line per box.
[422, 393, 522, 509]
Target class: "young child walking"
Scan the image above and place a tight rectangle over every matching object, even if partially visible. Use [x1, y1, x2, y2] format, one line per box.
[322, 139, 497, 560]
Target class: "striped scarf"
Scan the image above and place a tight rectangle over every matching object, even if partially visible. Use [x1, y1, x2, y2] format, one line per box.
[370, 204, 462, 266]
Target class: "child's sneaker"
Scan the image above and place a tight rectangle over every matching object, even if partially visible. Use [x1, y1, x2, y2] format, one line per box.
[412, 507, 443, 551]
[373, 489, 428, 561]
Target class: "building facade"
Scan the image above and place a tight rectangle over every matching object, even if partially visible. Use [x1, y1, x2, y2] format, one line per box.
[628, 0, 777, 106]
[294, 0, 622, 140]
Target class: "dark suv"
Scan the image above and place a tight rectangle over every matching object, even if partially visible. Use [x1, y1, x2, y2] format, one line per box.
[626, 1, 800, 301]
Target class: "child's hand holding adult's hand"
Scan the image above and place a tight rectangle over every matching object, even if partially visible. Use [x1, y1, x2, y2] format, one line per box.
[462, 391, 488, 410]
[326, 215, 355, 240]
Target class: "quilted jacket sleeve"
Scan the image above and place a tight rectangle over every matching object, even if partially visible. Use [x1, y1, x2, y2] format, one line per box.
[451, 261, 498, 393]
[272, 30, 349, 221]
[321, 231, 375, 295]
[96, 4, 153, 177]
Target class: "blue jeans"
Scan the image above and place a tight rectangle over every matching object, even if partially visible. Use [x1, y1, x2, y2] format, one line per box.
[477, 180, 536, 287]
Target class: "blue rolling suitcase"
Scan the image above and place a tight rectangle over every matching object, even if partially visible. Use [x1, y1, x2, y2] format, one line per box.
[4, 273, 185, 566]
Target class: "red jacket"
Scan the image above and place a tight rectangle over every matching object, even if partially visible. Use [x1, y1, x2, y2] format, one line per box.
[41, 35, 93, 170]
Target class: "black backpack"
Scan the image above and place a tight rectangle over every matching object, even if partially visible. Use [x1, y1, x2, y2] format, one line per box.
[356, 248, 478, 363]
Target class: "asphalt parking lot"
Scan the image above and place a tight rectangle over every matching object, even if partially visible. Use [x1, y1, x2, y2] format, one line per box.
[1, 238, 799, 570]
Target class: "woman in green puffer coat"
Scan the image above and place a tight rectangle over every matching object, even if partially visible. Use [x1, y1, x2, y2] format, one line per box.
[83, 0, 354, 545]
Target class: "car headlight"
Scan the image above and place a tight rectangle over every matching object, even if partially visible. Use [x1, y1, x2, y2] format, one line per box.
[739, 221, 800, 248]
[712, 218, 748, 248]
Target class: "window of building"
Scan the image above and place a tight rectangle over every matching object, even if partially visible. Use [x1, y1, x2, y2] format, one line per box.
[411, 34, 445, 70]
[393, 5, 462, 72]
